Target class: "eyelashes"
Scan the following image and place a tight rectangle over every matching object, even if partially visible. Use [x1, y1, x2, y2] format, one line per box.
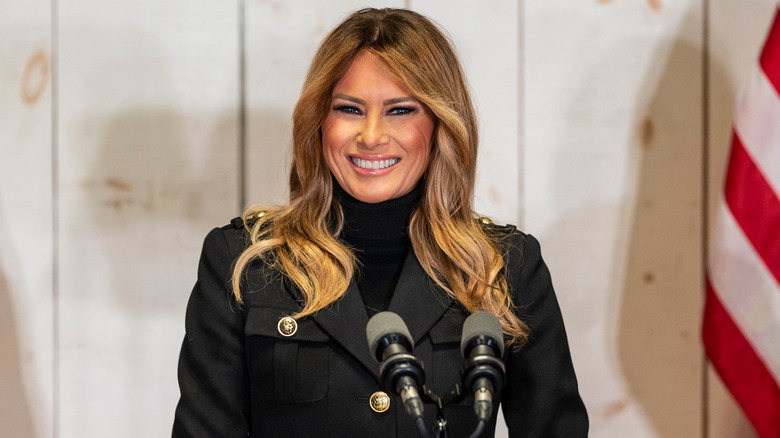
[388, 107, 416, 115]
[332, 105, 419, 116]
[334, 105, 361, 115]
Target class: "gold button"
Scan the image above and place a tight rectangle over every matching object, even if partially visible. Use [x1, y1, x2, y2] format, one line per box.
[478, 216, 493, 225]
[277, 317, 297, 336]
[369, 391, 390, 413]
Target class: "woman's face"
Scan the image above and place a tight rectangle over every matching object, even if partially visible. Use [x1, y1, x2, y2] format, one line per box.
[322, 51, 435, 203]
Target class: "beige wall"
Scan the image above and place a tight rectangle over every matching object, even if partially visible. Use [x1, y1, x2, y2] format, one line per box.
[0, 0, 774, 436]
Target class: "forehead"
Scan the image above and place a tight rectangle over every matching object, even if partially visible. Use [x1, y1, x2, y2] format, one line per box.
[332, 51, 412, 98]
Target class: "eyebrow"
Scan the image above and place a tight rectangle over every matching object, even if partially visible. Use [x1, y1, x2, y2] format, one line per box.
[332, 93, 419, 106]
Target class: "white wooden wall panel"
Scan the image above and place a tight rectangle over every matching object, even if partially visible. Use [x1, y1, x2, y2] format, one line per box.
[526, 1, 704, 436]
[244, 0, 403, 206]
[57, 1, 239, 436]
[707, 0, 777, 436]
[0, 2, 53, 437]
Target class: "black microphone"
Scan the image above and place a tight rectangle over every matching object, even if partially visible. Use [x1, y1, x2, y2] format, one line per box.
[460, 312, 506, 423]
[366, 312, 426, 422]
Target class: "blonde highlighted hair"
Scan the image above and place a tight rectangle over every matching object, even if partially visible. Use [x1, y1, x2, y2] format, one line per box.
[232, 8, 529, 346]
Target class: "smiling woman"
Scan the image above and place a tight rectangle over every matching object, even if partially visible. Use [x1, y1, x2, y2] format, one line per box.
[322, 50, 434, 204]
[173, 7, 588, 438]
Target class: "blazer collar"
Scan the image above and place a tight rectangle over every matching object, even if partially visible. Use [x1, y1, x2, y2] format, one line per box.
[312, 249, 453, 379]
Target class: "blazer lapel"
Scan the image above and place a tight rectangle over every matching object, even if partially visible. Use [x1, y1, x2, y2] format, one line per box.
[388, 250, 453, 344]
[312, 281, 379, 378]
[310, 250, 454, 379]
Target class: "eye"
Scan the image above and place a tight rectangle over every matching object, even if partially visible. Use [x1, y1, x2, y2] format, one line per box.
[334, 105, 362, 115]
[387, 106, 417, 116]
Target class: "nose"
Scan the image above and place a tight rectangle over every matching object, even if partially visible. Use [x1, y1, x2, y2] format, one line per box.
[357, 112, 389, 149]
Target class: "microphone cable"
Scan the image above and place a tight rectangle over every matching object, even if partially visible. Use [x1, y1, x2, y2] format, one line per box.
[467, 420, 486, 438]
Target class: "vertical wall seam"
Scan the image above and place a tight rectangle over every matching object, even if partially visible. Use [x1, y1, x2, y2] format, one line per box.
[518, 0, 525, 227]
[701, 0, 710, 436]
[50, 0, 60, 436]
[238, 0, 247, 214]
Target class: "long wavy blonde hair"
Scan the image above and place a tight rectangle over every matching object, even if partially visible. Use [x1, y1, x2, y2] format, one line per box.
[232, 8, 529, 346]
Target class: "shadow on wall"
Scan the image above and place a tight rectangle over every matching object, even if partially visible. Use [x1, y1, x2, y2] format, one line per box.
[614, 13, 757, 438]
[0, 202, 36, 437]
[614, 34, 709, 438]
[73, 107, 240, 313]
[245, 107, 296, 207]
[58, 104, 241, 436]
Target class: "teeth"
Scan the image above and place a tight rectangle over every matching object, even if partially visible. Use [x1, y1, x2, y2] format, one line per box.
[352, 158, 399, 169]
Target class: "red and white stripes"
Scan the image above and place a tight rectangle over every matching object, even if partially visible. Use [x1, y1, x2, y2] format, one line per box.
[703, 5, 780, 437]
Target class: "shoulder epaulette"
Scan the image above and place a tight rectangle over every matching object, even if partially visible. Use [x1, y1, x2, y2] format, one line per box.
[476, 216, 518, 235]
[229, 211, 267, 230]
[230, 216, 244, 229]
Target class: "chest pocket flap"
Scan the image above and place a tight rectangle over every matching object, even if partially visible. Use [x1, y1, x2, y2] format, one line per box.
[244, 307, 330, 403]
[245, 307, 329, 341]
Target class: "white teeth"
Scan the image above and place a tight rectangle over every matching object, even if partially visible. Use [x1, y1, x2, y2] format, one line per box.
[351, 158, 399, 169]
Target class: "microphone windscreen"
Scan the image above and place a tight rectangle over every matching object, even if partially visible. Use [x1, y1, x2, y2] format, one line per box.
[366, 311, 413, 357]
[461, 311, 505, 357]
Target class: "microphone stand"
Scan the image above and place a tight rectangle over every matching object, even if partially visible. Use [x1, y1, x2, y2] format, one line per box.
[421, 384, 466, 438]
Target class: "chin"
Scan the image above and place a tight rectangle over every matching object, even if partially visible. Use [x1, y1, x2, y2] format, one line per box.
[349, 186, 398, 203]
[355, 193, 392, 204]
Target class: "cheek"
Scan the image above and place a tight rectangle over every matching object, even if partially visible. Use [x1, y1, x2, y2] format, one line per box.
[321, 118, 342, 165]
[407, 120, 434, 164]
[323, 118, 356, 147]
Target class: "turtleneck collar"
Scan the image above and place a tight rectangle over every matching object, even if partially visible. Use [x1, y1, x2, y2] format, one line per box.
[333, 180, 422, 316]
[334, 181, 422, 240]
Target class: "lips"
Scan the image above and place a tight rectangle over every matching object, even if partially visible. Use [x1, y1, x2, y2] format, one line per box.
[350, 157, 400, 170]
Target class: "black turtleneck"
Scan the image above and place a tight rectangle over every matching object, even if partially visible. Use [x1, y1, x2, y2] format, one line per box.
[334, 183, 422, 317]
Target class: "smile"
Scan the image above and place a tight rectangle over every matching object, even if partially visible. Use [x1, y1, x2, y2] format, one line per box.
[350, 157, 400, 170]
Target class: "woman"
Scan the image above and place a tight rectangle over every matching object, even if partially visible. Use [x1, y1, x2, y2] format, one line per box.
[173, 8, 587, 438]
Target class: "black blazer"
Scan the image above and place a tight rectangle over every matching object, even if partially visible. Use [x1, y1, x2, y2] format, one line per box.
[172, 219, 588, 437]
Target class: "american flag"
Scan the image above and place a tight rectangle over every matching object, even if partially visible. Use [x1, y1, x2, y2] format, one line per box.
[702, 4, 780, 437]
